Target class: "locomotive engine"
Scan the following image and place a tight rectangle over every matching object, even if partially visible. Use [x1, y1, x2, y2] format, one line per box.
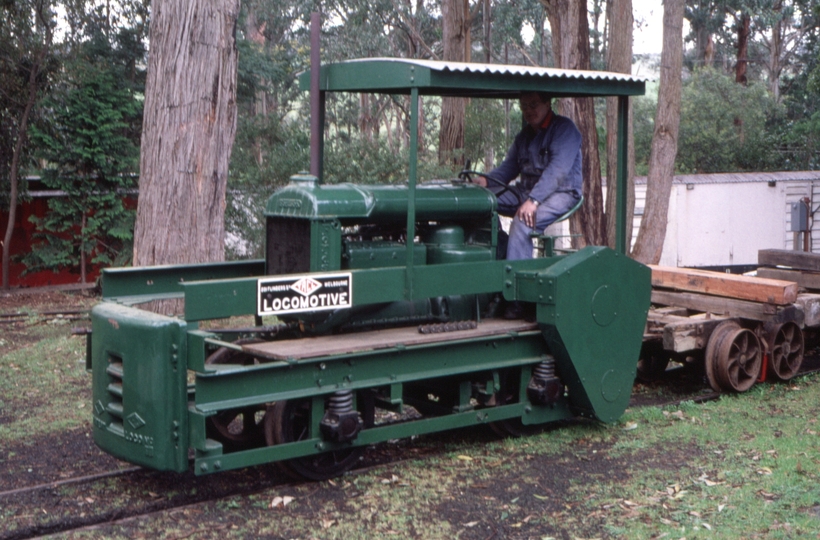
[264, 175, 499, 331]
[86, 57, 650, 479]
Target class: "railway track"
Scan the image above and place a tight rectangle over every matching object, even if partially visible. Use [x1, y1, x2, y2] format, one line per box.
[4, 364, 819, 540]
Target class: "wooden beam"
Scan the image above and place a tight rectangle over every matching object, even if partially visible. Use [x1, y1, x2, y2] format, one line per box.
[662, 315, 730, 353]
[649, 265, 798, 305]
[758, 249, 820, 272]
[795, 294, 820, 328]
[651, 290, 803, 324]
[757, 267, 820, 291]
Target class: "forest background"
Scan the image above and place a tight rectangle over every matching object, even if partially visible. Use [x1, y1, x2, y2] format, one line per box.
[1, 0, 819, 283]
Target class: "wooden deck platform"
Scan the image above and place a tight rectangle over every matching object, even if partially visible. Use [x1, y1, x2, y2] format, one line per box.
[242, 319, 539, 361]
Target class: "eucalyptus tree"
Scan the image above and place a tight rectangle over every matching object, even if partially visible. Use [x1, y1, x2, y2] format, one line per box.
[631, 0, 685, 265]
[132, 0, 241, 273]
[543, 0, 606, 246]
[685, 0, 726, 69]
[756, 0, 816, 102]
[0, 0, 55, 289]
[604, 0, 635, 250]
[439, 0, 469, 166]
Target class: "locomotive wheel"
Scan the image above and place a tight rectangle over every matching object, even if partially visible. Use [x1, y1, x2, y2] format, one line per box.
[266, 391, 375, 480]
[488, 370, 547, 438]
[706, 322, 762, 393]
[205, 340, 267, 451]
[636, 342, 671, 383]
[765, 321, 804, 381]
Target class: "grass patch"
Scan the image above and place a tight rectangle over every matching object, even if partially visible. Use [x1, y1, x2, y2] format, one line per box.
[0, 330, 89, 441]
[85, 374, 820, 539]
[3, 292, 820, 538]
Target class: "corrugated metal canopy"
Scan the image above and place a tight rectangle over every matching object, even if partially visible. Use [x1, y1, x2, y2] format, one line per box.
[299, 57, 646, 98]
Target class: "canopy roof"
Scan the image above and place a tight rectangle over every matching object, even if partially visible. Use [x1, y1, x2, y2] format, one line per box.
[298, 58, 646, 98]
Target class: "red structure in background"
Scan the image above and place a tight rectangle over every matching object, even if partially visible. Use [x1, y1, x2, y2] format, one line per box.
[1, 177, 134, 288]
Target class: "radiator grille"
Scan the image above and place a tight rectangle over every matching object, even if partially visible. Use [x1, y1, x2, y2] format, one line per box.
[105, 354, 124, 428]
[266, 217, 311, 275]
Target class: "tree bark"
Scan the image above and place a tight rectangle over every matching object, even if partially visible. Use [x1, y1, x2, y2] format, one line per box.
[630, 0, 684, 265]
[735, 12, 750, 85]
[543, 0, 605, 246]
[132, 0, 240, 268]
[438, 0, 468, 167]
[604, 0, 635, 250]
[2, 2, 52, 290]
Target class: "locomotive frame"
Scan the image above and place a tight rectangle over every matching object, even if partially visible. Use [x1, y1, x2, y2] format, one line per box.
[87, 58, 650, 479]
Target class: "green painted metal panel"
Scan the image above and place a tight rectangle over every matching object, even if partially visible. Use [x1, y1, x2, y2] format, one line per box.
[194, 399, 571, 475]
[264, 179, 496, 222]
[182, 278, 259, 321]
[297, 59, 645, 98]
[343, 241, 427, 269]
[179, 258, 556, 321]
[193, 329, 545, 412]
[310, 220, 342, 271]
[90, 302, 189, 472]
[518, 247, 651, 423]
[100, 260, 265, 302]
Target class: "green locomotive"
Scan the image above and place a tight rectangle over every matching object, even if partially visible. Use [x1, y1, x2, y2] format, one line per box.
[87, 58, 650, 479]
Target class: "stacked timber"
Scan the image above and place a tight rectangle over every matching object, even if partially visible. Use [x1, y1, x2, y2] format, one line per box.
[649, 265, 799, 321]
[757, 248, 820, 327]
[646, 265, 803, 353]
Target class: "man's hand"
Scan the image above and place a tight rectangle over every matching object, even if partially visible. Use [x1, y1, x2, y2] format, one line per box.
[471, 175, 488, 187]
[515, 199, 539, 229]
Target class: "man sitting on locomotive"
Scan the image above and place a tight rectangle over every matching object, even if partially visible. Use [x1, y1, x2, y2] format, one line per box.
[472, 91, 583, 318]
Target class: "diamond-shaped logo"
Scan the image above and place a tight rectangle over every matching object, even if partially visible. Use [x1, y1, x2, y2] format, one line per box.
[290, 277, 322, 296]
[126, 412, 146, 430]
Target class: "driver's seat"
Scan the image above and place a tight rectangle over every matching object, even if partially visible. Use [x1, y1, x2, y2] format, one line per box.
[531, 196, 584, 257]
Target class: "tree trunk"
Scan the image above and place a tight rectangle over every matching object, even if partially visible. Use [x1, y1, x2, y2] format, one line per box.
[543, 0, 605, 246]
[630, 0, 684, 265]
[768, 1, 784, 102]
[133, 0, 240, 270]
[735, 13, 750, 85]
[483, 0, 491, 63]
[438, 0, 468, 167]
[2, 4, 52, 290]
[604, 0, 635, 250]
[80, 213, 87, 284]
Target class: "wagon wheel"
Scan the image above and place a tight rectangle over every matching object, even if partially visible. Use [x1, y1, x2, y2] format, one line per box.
[488, 369, 547, 438]
[205, 340, 267, 451]
[265, 391, 375, 480]
[765, 321, 804, 381]
[704, 321, 740, 392]
[636, 342, 671, 383]
[707, 323, 762, 393]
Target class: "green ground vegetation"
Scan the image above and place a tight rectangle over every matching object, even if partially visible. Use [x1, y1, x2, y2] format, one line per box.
[1, 301, 819, 538]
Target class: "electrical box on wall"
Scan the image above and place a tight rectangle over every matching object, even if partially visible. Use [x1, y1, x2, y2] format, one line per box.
[791, 201, 809, 232]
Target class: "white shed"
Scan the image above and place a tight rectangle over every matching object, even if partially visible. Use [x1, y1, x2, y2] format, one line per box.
[633, 171, 820, 268]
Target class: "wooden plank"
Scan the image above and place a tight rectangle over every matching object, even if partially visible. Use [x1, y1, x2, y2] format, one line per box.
[757, 267, 820, 291]
[649, 265, 798, 305]
[242, 319, 539, 361]
[662, 315, 730, 353]
[651, 290, 803, 324]
[651, 306, 690, 317]
[759, 249, 820, 272]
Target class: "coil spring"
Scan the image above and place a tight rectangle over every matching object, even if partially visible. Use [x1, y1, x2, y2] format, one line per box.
[532, 358, 556, 380]
[327, 390, 354, 413]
